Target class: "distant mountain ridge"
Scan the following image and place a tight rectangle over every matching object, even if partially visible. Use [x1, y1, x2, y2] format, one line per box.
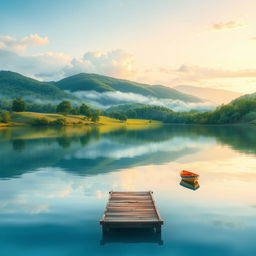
[174, 85, 242, 104]
[55, 73, 203, 103]
[0, 71, 218, 111]
[0, 71, 75, 101]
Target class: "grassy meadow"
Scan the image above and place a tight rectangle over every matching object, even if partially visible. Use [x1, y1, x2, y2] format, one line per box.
[0, 111, 161, 129]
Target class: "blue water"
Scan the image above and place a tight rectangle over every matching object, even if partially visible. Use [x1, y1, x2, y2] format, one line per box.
[0, 125, 255, 256]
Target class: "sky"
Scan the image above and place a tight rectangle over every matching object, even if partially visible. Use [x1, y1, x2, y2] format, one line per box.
[0, 0, 256, 93]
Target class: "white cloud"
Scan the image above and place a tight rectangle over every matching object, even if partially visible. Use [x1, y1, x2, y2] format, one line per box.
[0, 35, 136, 81]
[63, 49, 135, 79]
[0, 167, 111, 215]
[21, 34, 49, 46]
[70, 137, 211, 160]
[0, 49, 70, 81]
[0, 34, 48, 53]
[0, 34, 254, 95]
[0, 34, 71, 80]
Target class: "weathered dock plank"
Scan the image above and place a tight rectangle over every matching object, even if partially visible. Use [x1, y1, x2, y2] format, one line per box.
[100, 191, 163, 233]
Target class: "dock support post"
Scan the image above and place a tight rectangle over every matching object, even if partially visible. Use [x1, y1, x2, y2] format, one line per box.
[102, 225, 109, 233]
[155, 225, 161, 234]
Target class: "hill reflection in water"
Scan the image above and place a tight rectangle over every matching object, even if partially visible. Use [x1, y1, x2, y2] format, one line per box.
[0, 124, 256, 256]
[1, 124, 256, 179]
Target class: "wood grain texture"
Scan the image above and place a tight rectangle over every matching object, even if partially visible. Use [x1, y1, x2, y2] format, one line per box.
[100, 191, 163, 231]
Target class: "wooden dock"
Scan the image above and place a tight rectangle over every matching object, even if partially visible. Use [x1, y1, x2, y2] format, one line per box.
[100, 191, 163, 233]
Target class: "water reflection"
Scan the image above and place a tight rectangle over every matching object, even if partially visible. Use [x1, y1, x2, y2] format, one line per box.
[0, 125, 256, 256]
[180, 180, 200, 191]
[100, 229, 163, 245]
[12, 139, 26, 152]
[179, 170, 200, 191]
[0, 126, 206, 179]
[1, 124, 256, 179]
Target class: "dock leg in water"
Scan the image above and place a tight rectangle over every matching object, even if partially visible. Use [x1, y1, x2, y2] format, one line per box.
[155, 225, 161, 234]
[102, 225, 110, 233]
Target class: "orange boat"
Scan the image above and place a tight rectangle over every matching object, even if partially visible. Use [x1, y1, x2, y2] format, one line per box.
[180, 170, 199, 183]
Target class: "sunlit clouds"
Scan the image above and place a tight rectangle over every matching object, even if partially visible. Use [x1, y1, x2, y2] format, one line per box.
[159, 65, 256, 83]
[0, 34, 49, 53]
[0, 34, 70, 80]
[63, 49, 135, 79]
[0, 34, 136, 81]
[1, 30, 256, 93]
[1, 0, 256, 93]
[210, 21, 245, 31]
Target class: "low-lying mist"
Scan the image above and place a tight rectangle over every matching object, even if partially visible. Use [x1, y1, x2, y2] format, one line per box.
[69, 90, 216, 112]
[0, 93, 81, 106]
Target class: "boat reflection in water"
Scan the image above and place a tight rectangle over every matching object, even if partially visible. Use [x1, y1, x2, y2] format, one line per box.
[180, 179, 200, 191]
[100, 228, 163, 245]
[180, 170, 200, 191]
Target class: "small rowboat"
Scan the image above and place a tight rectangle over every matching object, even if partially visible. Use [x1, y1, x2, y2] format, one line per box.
[180, 170, 199, 183]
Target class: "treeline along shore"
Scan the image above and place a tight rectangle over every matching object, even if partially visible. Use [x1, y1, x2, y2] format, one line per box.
[0, 98, 160, 127]
[104, 97, 256, 125]
[1, 97, 256, 127]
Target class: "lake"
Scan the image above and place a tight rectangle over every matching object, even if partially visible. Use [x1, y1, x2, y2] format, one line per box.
[0, 124, 255, 256]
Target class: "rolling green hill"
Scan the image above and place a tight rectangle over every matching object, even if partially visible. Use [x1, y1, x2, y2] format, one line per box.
[0, 71, 208, 112]
[0, 71, 76, 101]
[55, 73, 203, 102]
[232, 92, 256, 103]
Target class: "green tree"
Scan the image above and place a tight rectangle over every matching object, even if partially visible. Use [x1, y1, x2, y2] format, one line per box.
[56, 101, 72, 115]
[243, 111, 256, 122]
[32, 118, 49, 126]
[0, 111, 11, 123]
[50, 118, 67, 126]
[12, 98, 26, 112]
[119, 114, 127, 121]
[79, 104, 92, 119]
[71, 106, 80, 115]
[91, 109, 100, 122]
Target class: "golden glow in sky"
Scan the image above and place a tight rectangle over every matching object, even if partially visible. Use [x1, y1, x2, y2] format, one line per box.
[0, 0, 256, 93]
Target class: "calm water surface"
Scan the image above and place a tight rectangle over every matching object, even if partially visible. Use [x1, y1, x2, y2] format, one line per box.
[0, 125, 255, 256]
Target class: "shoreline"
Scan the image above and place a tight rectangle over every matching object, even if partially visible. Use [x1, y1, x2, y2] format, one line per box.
[1, 111, 255, 128]
[0, 111, 162, 129]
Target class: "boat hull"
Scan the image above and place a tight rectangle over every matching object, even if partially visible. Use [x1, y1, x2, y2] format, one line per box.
[180, 170, 199, 183]
[180, 176, 198, 183]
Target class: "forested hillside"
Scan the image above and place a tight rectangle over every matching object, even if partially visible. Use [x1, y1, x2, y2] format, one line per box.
[55, 73, 203, 102]
[105, 98, 256, 124]
[0, 71, 75, 101]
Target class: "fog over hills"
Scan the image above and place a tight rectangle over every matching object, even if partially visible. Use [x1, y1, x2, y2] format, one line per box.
[55, 73, 216, 111]
[55, 73, 202, 101]
[0, 71, 217, 111]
